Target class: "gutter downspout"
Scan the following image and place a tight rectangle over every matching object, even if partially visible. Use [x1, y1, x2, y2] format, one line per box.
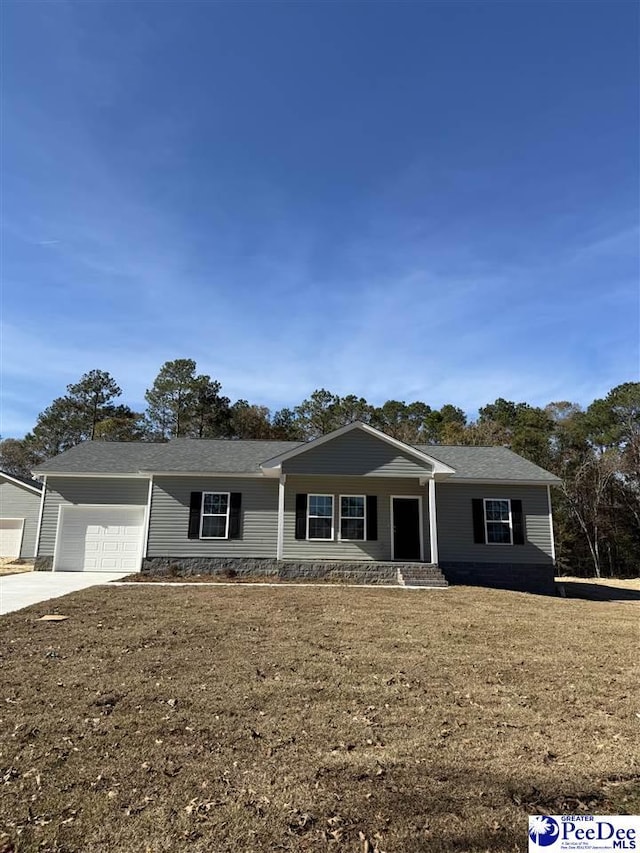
[33, 475, 47, 560]
[547, 484, 556, 565]
[141, 475, 154, 568]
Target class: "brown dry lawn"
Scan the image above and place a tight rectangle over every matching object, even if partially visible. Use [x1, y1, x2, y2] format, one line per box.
[0, 559, 33, 577]
[559, 577, 640, 589]
[0, 585, 638, 853]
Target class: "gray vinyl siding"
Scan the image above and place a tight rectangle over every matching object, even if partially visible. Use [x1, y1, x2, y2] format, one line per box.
[436, 483, 553, 564]
[282, 430, 432, 477]
[0, 480, 42, 558]
[283, 476, 430, 561]
[147, 477, 278, 558]
[38, 477, 149, 556]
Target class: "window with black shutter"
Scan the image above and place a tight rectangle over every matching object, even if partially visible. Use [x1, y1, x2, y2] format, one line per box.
[188, 491, 241, 540]
[473, 498, 526, 546]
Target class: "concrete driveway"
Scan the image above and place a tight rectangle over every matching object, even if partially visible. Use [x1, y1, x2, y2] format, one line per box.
[0, 571, 132, 615]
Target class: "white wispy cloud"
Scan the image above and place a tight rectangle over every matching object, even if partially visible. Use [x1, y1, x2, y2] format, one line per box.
[3, 205, 637, 436]
[2, 5, 637, 437]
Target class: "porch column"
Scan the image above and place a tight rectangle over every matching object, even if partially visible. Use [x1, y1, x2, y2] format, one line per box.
[276, 474, 286, 559]
[428, 477, 439, 565]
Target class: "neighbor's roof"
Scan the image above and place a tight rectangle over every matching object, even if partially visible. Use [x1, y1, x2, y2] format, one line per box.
[34, 436, 560, 483]
[0, 470, 43, 492]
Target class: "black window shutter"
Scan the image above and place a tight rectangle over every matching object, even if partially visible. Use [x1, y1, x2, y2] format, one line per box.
[229, 492, 242, 539]
[188, 492, 202, 539]
[472, 499, 486, 544]
[295, 494, 308, 540]
[366, 496, 378, 541]
[511, 499, 525, 545]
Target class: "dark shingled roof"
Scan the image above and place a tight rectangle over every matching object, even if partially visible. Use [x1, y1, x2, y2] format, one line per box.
[414, 445, 560, 483]
[139, 439, 302, 473]
[33, 439, 303, 475]
[34, 436, 560, 483]
[33, 442, 170, 475]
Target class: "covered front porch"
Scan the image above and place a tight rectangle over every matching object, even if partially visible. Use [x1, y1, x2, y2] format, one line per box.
[257, 420, 455, 566]
[274, 473, 442, 565]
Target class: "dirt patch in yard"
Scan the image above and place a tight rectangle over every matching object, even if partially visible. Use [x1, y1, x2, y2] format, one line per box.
[0, 559, 33, 577]
[0, 585, 637, 852]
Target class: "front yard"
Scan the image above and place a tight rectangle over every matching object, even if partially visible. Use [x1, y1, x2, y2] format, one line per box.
[0, 585, 638, 852]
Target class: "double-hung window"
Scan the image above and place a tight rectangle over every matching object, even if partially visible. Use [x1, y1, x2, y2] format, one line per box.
[307, 495, 334, 540]
[483, 498, 512, 544]
[340, 495, 366, 540]
[201, 492, 230, 539]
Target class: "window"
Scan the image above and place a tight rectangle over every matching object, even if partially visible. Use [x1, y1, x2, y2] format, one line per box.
[484, 498, 512, 544]
[340, 495, 366, 540]
[307, 494, 333, 540]
[200, 492, 230, 539]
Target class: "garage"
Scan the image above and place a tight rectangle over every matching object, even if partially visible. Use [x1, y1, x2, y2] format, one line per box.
[54, 506, 146, 572]
[0, 519, 25, 559]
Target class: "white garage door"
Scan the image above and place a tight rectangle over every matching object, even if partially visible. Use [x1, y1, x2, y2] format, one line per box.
[0, 519, 24, 558]
[55, 506, 145, 572]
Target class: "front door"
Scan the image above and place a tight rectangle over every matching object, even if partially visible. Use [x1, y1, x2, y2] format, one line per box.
[392, 497, 422, 561]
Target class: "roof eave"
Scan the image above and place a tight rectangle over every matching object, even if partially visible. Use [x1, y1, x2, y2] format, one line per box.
[33, 470, 150, 478]
[0, 472, 42, 493]
[138, 470, 264, 477]
[445, 477, 562, 486]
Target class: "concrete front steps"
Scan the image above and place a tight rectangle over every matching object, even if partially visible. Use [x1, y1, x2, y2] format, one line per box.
[397, 563, 449, 588]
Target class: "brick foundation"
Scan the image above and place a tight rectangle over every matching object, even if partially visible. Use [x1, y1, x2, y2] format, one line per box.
[142, 557, 399, 584]
[440, 561, 556, 595]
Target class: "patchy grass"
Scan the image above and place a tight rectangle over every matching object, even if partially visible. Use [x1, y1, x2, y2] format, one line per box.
[0, 586, 638, 853]
[0, 559, 33, 577]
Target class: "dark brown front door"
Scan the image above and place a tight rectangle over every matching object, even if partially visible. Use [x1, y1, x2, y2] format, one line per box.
[392, 498, 421, 560]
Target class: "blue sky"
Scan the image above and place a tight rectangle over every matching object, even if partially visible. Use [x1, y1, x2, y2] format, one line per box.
[2, 0, 638, 437]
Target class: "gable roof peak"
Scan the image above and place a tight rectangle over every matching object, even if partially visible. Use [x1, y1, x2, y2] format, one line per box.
[259, 420, 456, 475]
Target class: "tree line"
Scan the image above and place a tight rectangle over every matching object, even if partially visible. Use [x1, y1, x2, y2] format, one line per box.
[1, 359, 637, 579]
